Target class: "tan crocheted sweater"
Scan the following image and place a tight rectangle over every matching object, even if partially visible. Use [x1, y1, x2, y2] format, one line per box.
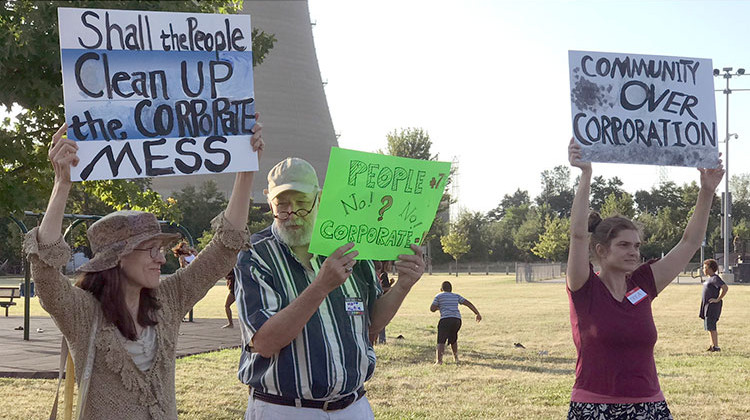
[24, 214, 248, 420]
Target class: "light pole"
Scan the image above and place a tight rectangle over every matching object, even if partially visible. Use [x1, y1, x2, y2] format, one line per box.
[713, 67, 748, 277]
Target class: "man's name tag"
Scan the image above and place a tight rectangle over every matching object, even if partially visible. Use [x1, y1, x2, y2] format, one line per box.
[625, 287, 647, 305]
[345, 298, 365, 316]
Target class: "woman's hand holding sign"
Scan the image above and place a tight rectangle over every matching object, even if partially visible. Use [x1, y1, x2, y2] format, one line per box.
[49, 124, 79, 186]
[250, 113, 264, 160]
[40, 124, 79, 244]
[698, 152, 724, 193]
[225, 112, 264, 229]
[568, 137, 591, 174]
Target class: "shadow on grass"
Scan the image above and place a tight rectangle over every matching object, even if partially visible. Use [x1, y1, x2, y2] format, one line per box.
[459, 349, 576, 375]
[380, 340, 575, 376]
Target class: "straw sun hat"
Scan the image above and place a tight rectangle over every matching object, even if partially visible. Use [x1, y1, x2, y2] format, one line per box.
[78, 211, 181, 272]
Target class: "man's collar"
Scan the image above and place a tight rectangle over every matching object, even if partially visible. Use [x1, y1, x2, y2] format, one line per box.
[270, 222, 283, 243]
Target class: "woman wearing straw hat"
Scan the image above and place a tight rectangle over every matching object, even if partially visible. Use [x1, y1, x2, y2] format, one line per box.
[24, 120, 264, 419]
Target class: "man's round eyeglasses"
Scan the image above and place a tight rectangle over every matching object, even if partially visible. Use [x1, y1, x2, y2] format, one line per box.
[133, 245, 166, 259]
[274, 194, 318, 220]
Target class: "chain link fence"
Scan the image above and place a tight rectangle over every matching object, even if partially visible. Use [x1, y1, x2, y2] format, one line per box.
[412, 260, 711, 284]
[514, 262, 565, 282]
[426, 261, 518, 276]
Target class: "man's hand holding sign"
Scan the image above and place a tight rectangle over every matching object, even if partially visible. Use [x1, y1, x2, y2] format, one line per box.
[564, 50, 724, 418]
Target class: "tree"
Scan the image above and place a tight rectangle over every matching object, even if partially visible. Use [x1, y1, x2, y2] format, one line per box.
[247, 204, 274, 235]
[734, 220, 749, 247]
[440, 229, 470, 277]
[196, 229, 215, 252]
[600, 192, 635, 219]
[172, 181, 228, 241]
[382, 128, 435, 160]
[532, 215, 569, 261]
[487, 189, 530, 222]
[634, 181, 680, 215]
[590, 175, 626, 212]
[453, 211, 488, 261]
[633, 180, 722, 262]
[732, 199, 750, 228]
[730, 173, 750, 241]
[730, 173, 750, 203]
[513, 207, 544, 261]
[536, 165, 574, 218]
[172, 180, 272, 241]
[637, 207, 682, 259]
[483, 221, 515, 262]
[0, 220, 26, 274]
[485, 199, 531, 262]
[0, 0, 277, 217]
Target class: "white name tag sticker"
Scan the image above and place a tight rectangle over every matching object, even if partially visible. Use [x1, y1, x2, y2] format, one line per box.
[345, 298, 365, 316]
[625, 287, 648, 305]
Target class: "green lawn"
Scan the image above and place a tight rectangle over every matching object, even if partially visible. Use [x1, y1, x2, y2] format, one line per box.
[2, 274, 749, 419]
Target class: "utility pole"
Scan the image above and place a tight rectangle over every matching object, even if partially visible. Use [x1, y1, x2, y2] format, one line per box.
[713, 67, 748, 277]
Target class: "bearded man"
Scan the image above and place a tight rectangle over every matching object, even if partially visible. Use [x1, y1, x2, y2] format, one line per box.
[235, 158, 425, 420]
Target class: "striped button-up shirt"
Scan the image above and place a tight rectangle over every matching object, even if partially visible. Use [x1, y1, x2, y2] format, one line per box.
[235, 225, 381, 400]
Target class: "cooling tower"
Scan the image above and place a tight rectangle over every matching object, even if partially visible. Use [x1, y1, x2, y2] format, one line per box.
[150, 0, 338, 202]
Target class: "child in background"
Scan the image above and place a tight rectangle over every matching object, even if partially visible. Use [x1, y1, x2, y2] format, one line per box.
[699, 259, 728, 351]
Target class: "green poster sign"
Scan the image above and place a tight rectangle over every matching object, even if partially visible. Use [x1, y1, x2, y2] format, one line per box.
[309, 147, 451, 260]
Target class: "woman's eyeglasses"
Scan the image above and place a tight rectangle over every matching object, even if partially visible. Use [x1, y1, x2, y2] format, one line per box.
[133, 245, 166, 259]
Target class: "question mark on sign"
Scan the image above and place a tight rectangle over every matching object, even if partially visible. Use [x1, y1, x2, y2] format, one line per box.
[378, 195, 393, 221]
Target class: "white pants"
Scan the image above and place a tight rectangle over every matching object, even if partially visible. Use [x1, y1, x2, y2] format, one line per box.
[244, 394, 374, 420]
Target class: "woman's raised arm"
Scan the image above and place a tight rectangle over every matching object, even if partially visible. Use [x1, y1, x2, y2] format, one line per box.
[38, 124, 78, 243]
[28, 124, 93, 342]
[224, 114, 264, 228]
[651, 159, 724, 293]
[566, 138, 592, 292]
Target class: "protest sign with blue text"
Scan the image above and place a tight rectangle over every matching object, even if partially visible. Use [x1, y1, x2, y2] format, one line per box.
[58, 7, 256, 181]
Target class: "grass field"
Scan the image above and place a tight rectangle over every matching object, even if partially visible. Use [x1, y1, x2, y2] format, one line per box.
[1, 274, 749, 419]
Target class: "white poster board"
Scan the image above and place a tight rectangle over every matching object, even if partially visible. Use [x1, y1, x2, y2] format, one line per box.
[569, 50, 719, 168]
[58, 7, 257, 181]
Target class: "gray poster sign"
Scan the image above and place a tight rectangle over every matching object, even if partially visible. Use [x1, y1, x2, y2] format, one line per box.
[569, 50, 719, 168]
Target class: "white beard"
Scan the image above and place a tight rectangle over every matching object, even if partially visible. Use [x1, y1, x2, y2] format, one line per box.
[276, 222, 313, 247]
[275, 209, 317, 247]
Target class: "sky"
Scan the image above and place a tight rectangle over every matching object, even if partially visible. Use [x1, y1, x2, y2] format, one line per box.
[307, 0, 750, 214]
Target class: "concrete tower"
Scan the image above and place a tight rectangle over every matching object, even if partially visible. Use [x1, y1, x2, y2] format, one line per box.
[150, 0, 338, 202]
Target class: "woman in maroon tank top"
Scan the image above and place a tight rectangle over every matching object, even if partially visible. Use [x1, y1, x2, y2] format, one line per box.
[565, 138, 724, 419]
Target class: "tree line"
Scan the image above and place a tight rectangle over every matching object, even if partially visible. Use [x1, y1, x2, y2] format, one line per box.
[439, 169, 750, 266]
[369, 128, 750, 269]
